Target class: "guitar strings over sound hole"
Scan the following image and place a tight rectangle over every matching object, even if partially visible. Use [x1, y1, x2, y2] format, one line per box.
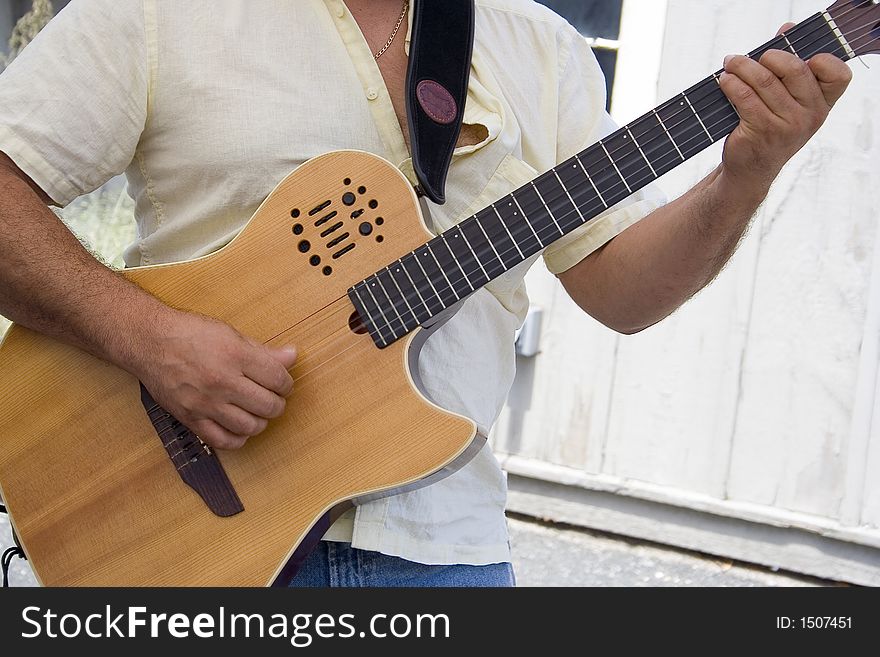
[348, 310, 369, 335]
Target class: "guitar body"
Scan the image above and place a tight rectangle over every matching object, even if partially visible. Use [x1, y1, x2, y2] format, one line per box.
[0, 151, 478, 586]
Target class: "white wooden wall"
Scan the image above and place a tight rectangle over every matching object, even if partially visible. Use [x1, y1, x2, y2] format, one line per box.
[491, 0, 880, 582]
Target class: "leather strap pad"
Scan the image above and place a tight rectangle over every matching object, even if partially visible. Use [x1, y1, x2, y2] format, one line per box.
[405, 0, 475, 204]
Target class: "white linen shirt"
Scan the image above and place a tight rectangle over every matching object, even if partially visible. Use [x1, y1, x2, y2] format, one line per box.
[0, 0, 664, 566]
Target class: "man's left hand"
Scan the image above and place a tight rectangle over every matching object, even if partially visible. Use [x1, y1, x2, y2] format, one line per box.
[718, 23, 853, 191]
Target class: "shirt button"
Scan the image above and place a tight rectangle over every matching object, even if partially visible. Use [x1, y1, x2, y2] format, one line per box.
[366, 88, 378, 101]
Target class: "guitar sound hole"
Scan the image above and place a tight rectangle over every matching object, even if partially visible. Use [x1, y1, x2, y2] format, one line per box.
[348, 311, 369, 335]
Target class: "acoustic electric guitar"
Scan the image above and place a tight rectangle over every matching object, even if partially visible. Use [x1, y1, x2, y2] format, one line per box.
[0, 0, 877, 585]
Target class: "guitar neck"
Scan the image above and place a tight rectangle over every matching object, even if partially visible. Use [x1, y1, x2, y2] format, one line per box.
[350, 11, 854, 348]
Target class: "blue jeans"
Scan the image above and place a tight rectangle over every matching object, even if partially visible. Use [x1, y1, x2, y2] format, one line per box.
[287, 541, 516, 587]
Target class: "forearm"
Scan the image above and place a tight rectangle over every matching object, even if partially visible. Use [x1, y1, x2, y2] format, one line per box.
[559, 165, 769, 334]
[0, 160, 170, 373]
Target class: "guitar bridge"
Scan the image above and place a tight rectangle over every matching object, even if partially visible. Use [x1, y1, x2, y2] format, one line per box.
[139, 384, 244, 517]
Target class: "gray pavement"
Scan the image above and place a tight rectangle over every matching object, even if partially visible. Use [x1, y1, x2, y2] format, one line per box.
[507, 516, 824, 587]
[1, 511, 826, 587]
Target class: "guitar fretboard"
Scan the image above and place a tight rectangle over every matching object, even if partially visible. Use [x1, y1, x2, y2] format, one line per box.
[349, 12, 851, 348]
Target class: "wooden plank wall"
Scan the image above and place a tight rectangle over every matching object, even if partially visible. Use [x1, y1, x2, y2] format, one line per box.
[492, 0, 880, 546]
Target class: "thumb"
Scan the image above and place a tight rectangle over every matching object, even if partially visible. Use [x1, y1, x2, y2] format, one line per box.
[776, 22, 796, 37]
[269, 344, 298, 369]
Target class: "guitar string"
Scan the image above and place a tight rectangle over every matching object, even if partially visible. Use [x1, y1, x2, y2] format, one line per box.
[340, 12, 874, 329]
[285, 81, 862, 385]
[296, 23, 874, 343]
[264, 16, 878, 379]
[280, 16, 879, 375]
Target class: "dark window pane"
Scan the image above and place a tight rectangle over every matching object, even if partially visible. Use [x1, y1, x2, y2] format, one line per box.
[537, 0, 623, 40]
[593, 47, 617, 110]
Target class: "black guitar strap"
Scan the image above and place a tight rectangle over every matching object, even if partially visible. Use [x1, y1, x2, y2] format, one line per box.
[405, 0, 475, 205]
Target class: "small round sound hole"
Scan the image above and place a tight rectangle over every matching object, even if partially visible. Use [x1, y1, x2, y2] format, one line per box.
[349, 311, 369, 335]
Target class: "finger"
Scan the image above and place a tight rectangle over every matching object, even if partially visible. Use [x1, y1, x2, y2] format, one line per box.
[723, 54, 798, 121]
[758, 49, 824, 109]
[268, 344, 298, 370]
[213, 403, 269, 437]
[230, 376, 287, 419]
[808, 54, 853, 108]
[192, 418, 250, 451]
[718, 70, 773, 126]
[240, 341, 295, 396]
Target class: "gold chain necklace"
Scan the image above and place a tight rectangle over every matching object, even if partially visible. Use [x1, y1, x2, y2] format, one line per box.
[374, 0, 409, 60]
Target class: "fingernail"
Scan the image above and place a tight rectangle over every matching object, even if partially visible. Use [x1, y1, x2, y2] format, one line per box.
[723, 55, 734, 67]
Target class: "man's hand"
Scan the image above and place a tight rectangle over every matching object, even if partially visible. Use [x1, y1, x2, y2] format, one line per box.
[135, 309, 297, 450]
[717, 23, 853, 191]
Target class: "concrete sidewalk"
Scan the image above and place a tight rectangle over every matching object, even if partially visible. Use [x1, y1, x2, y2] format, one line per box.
[507, 516, 826, 587]
[1, 512, 829, 587]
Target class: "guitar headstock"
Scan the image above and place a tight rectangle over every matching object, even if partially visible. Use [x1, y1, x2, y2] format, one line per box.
[828, 0, 880, 57]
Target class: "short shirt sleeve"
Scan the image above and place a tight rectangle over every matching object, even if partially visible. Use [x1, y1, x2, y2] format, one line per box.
[541, 25, 666, 276]
[0, 0, 148, 206]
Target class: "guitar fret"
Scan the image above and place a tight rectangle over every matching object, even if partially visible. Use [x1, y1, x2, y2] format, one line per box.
[574, 153, 608, 208]
[457, 224, 490, 280]
[377, 269, 417, 329]
[606, 131, 656, 196]
[626, 127, 657, 178]
[412, 249, 453, 308]
[599, 140, 632, 194]
[656, 97, 712, 159]
[428, 241, 463, 299]
[396, 256, 438, 319]
[440, 234, 476, 292]
[652, 109, 685, 162]
[552, 169, 586, 224]
[749, 34, 789, 61]
[682, 93, 713, 141]
[530, 181, 564, 236]
[492, 203, 525, 260]
[509, 193, 546, 249]
[448, 226, 490, 288]
[364, 279, 398, 341]
[371, 273, 408, 334]
[384, 263, 424, 325]
[477, 205, 520, 268]
[351, 284, 388, 346]
[472, 214, 508, 273]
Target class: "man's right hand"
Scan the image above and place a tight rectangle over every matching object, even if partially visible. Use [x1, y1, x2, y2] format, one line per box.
[134, 309, 297, 450]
